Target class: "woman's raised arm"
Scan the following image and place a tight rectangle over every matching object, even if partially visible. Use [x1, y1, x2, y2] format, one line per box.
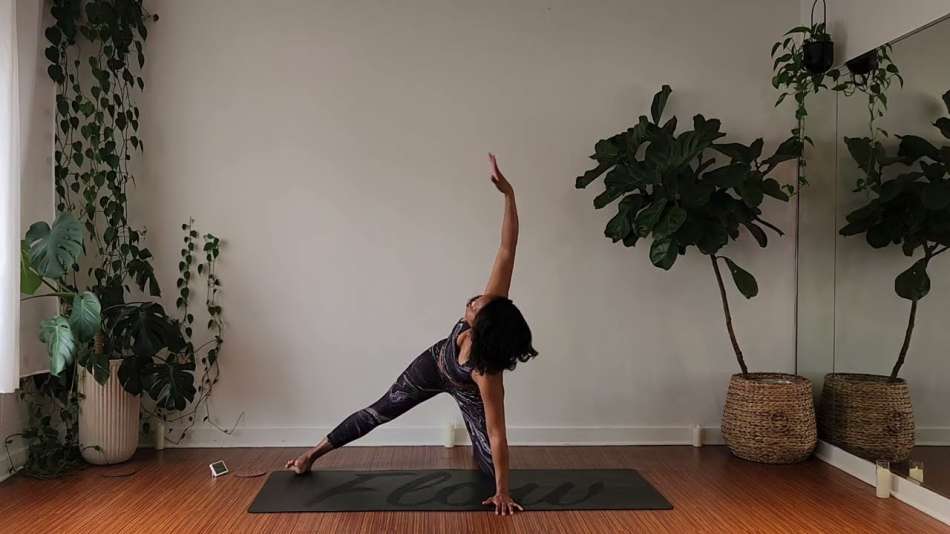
[483, 153, 518, 298]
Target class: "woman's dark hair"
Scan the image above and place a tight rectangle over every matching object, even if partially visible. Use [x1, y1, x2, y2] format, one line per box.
[469, 297, 538, 375]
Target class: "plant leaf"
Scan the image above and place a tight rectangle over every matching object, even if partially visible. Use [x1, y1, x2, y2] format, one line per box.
[20, 241, 42, 295]
[68, 291, 101, 343]
[39, 315, 76, 376]
[895, 259, 930, 301]
[635, 198, 668, 236]
[650, 85, 672, 125]
[649, 238, 677, 270]
[723, 257, 758, 298]
[25, 213, 85, 279]
[654, 206, 687, 238]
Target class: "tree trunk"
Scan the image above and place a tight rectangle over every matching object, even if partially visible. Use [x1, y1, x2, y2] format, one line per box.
[890, 299, 917, 381]
[711, 255, 748, 376]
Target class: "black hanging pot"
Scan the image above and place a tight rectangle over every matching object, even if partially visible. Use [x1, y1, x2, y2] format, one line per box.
[803, 0, 834, 74]
[804, 40, 834, 74]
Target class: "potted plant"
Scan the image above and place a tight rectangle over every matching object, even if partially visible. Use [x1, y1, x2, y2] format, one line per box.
[4, 1, 230, 477]
[822, 90, 950, 462]
[575, 86, 816, 463]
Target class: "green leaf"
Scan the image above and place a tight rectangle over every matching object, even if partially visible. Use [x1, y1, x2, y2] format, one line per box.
[723, 257, 758, 298]
[25, 213, 84, 279]
[898, 135, 940, 161]
[593, 138, 621, 164]
[649, 238, 677, 270]
[118, 356, 150, 396]
[20, 241, 42, 295]
[593, 188, 625, 209]
[39, 315, 76, 376]
[650, 85, 672, 125]
[895, 259, 930, 301]
[712, 143, 751, 163]
[576, 164, 608, 189]
[762, 178, 790, 201]
[742, 222, 768, 247]
[68, 292, 101, 343]
[738, 179, 764, 207]
[635, 198, 668, 236]
[145, 361, 197, 411]
[604, 210, 632, 242]
[935, 117, 950, 140]
[704, 164, 748, 188]
[866, 224, 891, 248]
[923, 182, 950, 210]
[763, 137, 803, 168]
[654, 206, 687, 238]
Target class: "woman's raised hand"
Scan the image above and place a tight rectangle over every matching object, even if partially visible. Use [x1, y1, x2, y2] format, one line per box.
[489, 153, 514, 197]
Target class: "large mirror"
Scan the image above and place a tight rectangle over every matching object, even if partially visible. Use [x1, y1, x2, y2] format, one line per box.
[824, 15, 950, 499]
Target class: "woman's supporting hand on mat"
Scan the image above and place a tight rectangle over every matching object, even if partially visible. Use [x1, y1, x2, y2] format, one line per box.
[482, 492, 524, 516]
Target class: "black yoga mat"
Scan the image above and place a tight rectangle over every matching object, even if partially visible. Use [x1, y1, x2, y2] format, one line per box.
[248, 469, 672, 513]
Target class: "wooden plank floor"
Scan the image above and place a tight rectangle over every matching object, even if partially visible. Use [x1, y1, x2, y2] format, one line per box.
[1, 446, 947, 533]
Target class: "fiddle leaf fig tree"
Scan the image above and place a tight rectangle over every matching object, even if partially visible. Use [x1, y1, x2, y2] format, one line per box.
[839, 90, 950, 380]
[576, 86, 802, 376]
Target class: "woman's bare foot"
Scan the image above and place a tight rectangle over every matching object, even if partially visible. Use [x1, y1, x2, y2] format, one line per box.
[284, 450, 315, 475]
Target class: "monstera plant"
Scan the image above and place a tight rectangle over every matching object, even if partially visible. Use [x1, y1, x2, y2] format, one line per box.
[21, 213, 102, 376]
[839, 90, 950, 380]
[576, 85, 802, 376]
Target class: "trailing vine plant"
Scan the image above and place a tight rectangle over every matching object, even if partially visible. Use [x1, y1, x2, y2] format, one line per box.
[772, 26, 902, 192]
[6, 1, 233, 478]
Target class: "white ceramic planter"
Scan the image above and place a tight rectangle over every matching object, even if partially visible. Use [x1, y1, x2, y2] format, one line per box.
[78, 359, 140, 465]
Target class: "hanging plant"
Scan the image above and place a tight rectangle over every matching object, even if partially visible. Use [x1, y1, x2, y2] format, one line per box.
[839, 90, 950, 379]
[835, 44, 904, 192]
[575, 86, 802, 376]
[771, 0, 902, 190]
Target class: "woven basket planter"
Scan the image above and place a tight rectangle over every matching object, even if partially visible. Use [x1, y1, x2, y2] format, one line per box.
[817, 373, 914, 463]
[721, 373, 817, 464]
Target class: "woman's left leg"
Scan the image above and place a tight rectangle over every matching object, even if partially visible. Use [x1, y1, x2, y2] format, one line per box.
[286, 347, 445, 474]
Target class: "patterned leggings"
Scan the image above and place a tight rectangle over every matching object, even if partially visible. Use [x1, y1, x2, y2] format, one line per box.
[325, 341, 495, 478]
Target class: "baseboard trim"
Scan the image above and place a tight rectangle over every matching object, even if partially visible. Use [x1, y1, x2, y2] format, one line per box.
[0, 443, 26, 484]
[166, 424, 726, 448]
[815, 440, 950, 526]
[917, 427, 950, 446]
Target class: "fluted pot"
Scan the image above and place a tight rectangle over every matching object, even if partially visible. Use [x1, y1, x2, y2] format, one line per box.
[78, 359, 140, 465]
[721, 373, 817, 464]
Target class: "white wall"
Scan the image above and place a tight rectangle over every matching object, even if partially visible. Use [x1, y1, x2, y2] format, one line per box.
[136, 0, 801, 446]
[800, 0, 950, 62]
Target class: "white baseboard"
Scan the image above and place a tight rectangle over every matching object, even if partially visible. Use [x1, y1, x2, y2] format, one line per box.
[917, 427, 950, 446]
[815, 440, 950, 526]
[0, 443, 26, 483]
[167, 424, 725, 448]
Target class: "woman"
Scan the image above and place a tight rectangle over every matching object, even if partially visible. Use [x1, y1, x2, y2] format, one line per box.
[285, 154, 538, 516]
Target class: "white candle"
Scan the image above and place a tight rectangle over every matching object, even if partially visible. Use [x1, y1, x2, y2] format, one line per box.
[909, 465, 924, 484]
[442, 423, 455, 448]
[154, 419, 165, 451]
[691, 424, 703, 448]
[876, 461, 891, 498]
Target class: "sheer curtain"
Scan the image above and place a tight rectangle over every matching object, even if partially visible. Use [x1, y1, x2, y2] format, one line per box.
[1, 0, 21, 393]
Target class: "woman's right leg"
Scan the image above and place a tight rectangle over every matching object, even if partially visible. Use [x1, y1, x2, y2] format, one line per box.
[286, 346, 445, 473]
